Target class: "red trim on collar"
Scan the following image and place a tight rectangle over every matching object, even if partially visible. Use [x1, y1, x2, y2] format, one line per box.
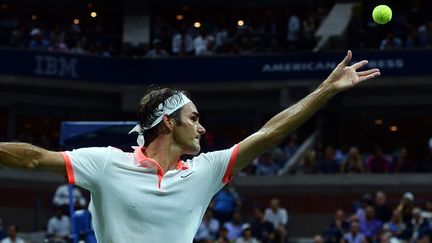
[133, 146, 188, 170]
[133, 146, 189, 188]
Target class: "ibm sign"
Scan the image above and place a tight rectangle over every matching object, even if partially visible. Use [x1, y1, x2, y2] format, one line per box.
[34, 55, 79, 78]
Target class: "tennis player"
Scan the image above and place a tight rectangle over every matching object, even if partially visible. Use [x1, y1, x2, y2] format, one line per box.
[0, 51, 379, 242]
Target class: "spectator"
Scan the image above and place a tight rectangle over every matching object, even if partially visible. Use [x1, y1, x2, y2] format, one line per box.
[285, 10, 301, 50]
[347, 4, 367, 49]
[313, 234, 324, 243]
[264, 198, 288, 242]
[73, 206, 96, 243]
[294, 149, 318, 174]
[237, 27, 255, 55]
[193, 29, 214, 56]
[212, 185, 242, 223]
[315, 141, 325, 161]
[69, 37, 89, 55]
[28, 28, 50, 50]
[0, 219, 6, 240]
[250, 207, 275, 243]
[418, 141, 432, 173]
[202, 36, 216, 56]
[267, 37, 283, 53]
[416, 21, 432, 47]
[282, 135, 299, 158]
[400, 207, 431, 241]
[366, 146, 390, 173]
[383, 210, 406, 237]
[46, 207, 71, 243]
[406, 27, 421, 48]
[53, 184, 87, 215]
[322, 209, 350, 243]
[342, 220, 366, 243]
[341, 147, 364, 173]
[215, 227, 230, 243]
[235, 224, 259, 243]
[379, 31, 403, 50]
[145, 38, 169, 58]
[224, 211, 244, 241]
[270, 146, 288, 168]
[378, 231, 395, 243]
[374, 191, 393, 223]
[255, 152, 280, 176]
[171, 24, 194, 56]
[421, 201, 432, 219]
[334, 147, 347, 165]
[359, 205, 383, 242]
[396, 192, 415, 224]
[318, 146, 340, 174]
[0, 225, 24, 243]
[394, 147, 416, 173]
[418, 234, 431, 243]
[301, 13, 317, 50]
[49, 34, 68, 53]
[353, 193, 374, 223]
[195, 208, 220, 242]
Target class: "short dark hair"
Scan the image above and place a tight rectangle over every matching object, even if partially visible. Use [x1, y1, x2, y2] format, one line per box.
[137, 86, 190, 146]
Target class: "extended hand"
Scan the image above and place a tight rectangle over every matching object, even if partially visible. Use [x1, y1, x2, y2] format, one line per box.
[325, 50, 381, 92]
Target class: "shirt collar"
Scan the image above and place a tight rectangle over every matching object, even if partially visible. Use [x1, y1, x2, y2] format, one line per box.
[133, 146, 189, 170]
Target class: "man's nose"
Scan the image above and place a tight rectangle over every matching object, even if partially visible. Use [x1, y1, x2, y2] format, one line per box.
[198, 123, 206, 134]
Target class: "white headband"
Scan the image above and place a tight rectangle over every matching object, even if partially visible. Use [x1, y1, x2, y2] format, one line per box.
[129, 93, 191, 146]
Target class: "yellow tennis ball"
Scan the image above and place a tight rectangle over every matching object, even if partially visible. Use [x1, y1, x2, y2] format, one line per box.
[372, 5, 392, 24]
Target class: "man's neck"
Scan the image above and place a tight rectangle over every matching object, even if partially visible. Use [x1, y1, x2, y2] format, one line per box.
[146, 136, 182, 173]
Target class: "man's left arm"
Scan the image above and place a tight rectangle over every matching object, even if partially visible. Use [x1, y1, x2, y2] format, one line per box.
[233, 50, 380, 174]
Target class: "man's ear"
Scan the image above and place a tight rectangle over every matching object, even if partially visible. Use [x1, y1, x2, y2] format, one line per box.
[162, 114, 175, 130]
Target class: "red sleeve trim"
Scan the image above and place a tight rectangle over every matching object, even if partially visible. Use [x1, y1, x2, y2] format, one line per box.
[60, 152, 75, 185]
[222, 144, 239, 184]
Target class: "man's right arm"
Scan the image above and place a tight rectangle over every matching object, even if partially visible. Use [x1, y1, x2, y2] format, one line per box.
[0, 142, 65, 174]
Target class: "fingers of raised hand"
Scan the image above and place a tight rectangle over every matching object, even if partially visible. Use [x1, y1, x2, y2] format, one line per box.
[357, 68, 380, 76]
[351, 60, 369, 70]
[337, 50, 352, 68]
[357, 69, 381, 82]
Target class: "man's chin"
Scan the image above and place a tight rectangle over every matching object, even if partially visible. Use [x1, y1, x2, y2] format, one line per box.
[185, 145, 201, 156]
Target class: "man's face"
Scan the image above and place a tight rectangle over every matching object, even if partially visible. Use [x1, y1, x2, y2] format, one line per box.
[172, 103, 206, 155]
[335, 210, 344, 221]
[270, 199, 279, 210]
[375, 192, 386, 206]
[365, 206, 375, 220]
[350, 221, 359, 233]
[7, 225, 16, 238]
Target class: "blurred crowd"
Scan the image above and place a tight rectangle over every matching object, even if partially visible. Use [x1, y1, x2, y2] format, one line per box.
[0, 184, 94, 243]
[0, 15, 117, 57]
[3, 186, 432, 243]
[0, 184, 289, 243]
[1, 1, 432, 58]
[137, 5, 330, 58]
[237, 135, 432, 176]
[194, 186, 289, 243]
[1, 1, 430, 59]
[315, 191, 432, 243]
[348, 1, 432, 51]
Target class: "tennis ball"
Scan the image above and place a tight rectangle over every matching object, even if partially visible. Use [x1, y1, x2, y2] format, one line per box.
[372, 5, 392, 24]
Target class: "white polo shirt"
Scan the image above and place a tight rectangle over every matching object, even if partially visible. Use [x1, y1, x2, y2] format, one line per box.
[61, 144, 239, 243]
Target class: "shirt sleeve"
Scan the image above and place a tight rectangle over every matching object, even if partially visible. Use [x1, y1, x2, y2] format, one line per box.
[47, 218, 55, 234]
[280, 209, 288, 225]
[201, 144, 239, 194]
[61, 147, 111, 191]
